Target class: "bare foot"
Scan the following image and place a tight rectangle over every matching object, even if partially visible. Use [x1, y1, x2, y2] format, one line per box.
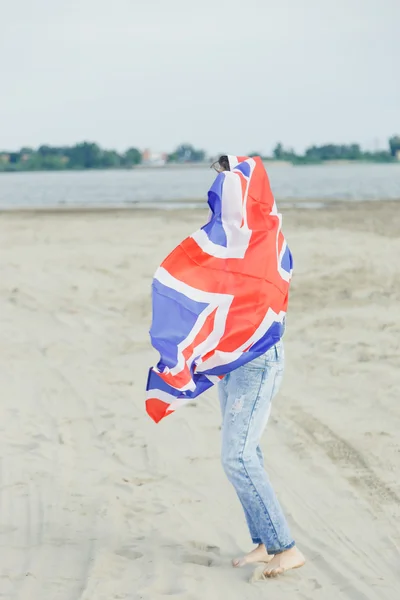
[263, 546, 305, 578]
[232, 544, 274, 568]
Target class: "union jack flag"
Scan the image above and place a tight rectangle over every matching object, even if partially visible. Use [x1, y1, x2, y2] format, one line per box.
[146, 155, 293, 423]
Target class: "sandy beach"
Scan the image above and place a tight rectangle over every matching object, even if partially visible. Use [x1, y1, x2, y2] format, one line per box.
[1, 201, 399, 600]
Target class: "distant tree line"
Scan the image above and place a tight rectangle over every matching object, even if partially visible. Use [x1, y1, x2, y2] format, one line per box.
[270, 136, 400, 164]
[0, 142, 207, 172]
[166, 143, 206, 163]
[0, 137, 399, 173]
[0, 143, 143, 172]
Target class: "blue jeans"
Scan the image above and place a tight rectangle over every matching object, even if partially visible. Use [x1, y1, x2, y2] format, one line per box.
[218, 340, 295, 554]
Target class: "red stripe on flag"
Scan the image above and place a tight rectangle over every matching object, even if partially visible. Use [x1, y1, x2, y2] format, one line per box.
[146, 398, 170, 423]
[277, 230, 284, 255]
[202, 349, 216, 362]
[238, 173, 248, 228]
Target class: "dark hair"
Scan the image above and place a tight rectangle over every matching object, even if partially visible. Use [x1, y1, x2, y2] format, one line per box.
[210, 154, 230, 173]
[218, 155, 230, 171]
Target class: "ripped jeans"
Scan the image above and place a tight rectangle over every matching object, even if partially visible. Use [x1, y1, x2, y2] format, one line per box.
[218, 340, 295, 554]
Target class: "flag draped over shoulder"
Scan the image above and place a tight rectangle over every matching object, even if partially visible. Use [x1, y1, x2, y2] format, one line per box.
[146, 156, 293, 423]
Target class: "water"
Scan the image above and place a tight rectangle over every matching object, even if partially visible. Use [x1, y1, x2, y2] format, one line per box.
[1, 163, 400, 210]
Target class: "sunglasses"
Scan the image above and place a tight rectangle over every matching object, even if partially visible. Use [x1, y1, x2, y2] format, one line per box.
[210, 160, 224, 173]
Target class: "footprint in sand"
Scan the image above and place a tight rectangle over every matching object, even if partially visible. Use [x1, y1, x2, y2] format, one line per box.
[189, 541, 220, 555]
[115, 546, 143, 561]
[182, 542, 221, 567]
[182, 554, 214, 567]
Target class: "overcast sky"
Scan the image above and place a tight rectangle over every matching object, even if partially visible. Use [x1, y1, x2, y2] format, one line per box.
[1, 0, 399, 155]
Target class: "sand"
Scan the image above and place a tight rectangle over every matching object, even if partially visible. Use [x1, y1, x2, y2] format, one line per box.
[0, 201, 399, 599]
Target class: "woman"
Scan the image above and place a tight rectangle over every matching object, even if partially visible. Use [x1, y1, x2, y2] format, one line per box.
[147, 154, 305, 578]
[213, 156, 305, 577]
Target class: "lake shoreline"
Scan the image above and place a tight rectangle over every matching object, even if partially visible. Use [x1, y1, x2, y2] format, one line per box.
[1, 159, 400, 175]
[1, 198, 399, 216]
